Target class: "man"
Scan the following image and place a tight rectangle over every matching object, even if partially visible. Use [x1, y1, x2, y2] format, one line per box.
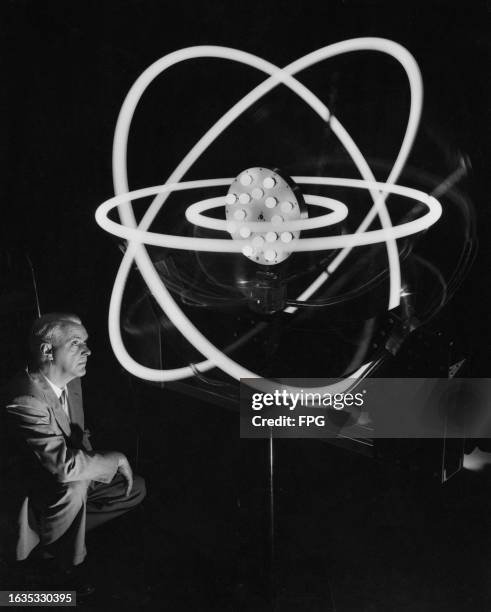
[1, 313, 146, 590]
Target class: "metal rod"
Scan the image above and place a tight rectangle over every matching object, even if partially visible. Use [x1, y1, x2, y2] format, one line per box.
[26, 254, 41, 317]
[268, 430, 275, 603]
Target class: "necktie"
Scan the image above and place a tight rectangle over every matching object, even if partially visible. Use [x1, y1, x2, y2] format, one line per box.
[60, 389, 70, 420]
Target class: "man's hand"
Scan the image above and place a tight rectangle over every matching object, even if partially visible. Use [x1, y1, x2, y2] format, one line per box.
[116, 453, 134, 497]
[101, 450, 134, 497]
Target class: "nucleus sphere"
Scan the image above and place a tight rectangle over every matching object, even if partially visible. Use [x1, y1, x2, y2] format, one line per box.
[225, 167, 306, 265]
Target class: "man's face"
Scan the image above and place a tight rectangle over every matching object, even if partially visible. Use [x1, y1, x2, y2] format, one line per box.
[51, 322, 91, 383]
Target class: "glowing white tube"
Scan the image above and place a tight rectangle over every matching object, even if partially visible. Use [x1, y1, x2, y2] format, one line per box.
[185, 194, 348, 232]
[96, 178, 441, 252]
[102, 39, 425, 385]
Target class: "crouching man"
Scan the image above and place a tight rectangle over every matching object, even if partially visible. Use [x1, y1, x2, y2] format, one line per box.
[2, 313, 146, 593]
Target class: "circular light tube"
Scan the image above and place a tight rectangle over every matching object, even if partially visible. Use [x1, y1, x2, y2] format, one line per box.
[186, 194, 348, 233]
[96, 177, 441, 253]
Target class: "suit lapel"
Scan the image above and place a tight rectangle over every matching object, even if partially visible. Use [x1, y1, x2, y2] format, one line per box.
[29, 371, 72, 438]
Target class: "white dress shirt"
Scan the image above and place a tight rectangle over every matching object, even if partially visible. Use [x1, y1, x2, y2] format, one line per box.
[43, 374, 70, 419]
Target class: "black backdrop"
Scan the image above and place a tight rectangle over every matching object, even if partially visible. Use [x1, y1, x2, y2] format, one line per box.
[1, 0, 489, 372]
[1, 2, 491, 607]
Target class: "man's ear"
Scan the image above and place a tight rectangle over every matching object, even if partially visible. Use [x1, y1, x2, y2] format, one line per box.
[40, 342, 54, 361]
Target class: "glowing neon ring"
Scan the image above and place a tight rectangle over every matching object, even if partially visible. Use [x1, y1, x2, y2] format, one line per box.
[185, 194, 349, 233]
[101, 40, 428, 385]
[96, 177, 441, 252]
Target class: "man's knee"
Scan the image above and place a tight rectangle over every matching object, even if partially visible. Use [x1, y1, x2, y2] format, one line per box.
[41, 480, 88, 513]
[37, 481, 89, 547]
[128, 474, 146, 507]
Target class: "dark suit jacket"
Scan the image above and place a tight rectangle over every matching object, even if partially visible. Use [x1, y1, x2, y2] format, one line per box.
[1, 370, 118, 560]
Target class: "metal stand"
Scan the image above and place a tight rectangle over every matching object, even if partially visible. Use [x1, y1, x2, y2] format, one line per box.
[268, 431, 275, 605]
[265, 433, 336, 611]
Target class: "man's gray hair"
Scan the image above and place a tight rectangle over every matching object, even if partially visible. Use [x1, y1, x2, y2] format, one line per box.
[29, 312, 81, 365]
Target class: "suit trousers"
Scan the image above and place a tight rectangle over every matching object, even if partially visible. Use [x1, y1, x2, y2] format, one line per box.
[36, 473, 146, 567]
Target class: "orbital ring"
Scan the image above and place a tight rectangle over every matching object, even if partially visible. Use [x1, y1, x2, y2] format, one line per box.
[96, 177, 441, 252]
[185, 194, 349, 233]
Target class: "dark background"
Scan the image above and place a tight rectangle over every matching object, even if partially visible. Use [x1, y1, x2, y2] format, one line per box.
[1, 1, 490, 609]
[1, 0, 489, 326]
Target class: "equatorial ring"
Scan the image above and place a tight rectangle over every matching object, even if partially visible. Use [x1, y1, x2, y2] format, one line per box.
[96, 176, 441, 253]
